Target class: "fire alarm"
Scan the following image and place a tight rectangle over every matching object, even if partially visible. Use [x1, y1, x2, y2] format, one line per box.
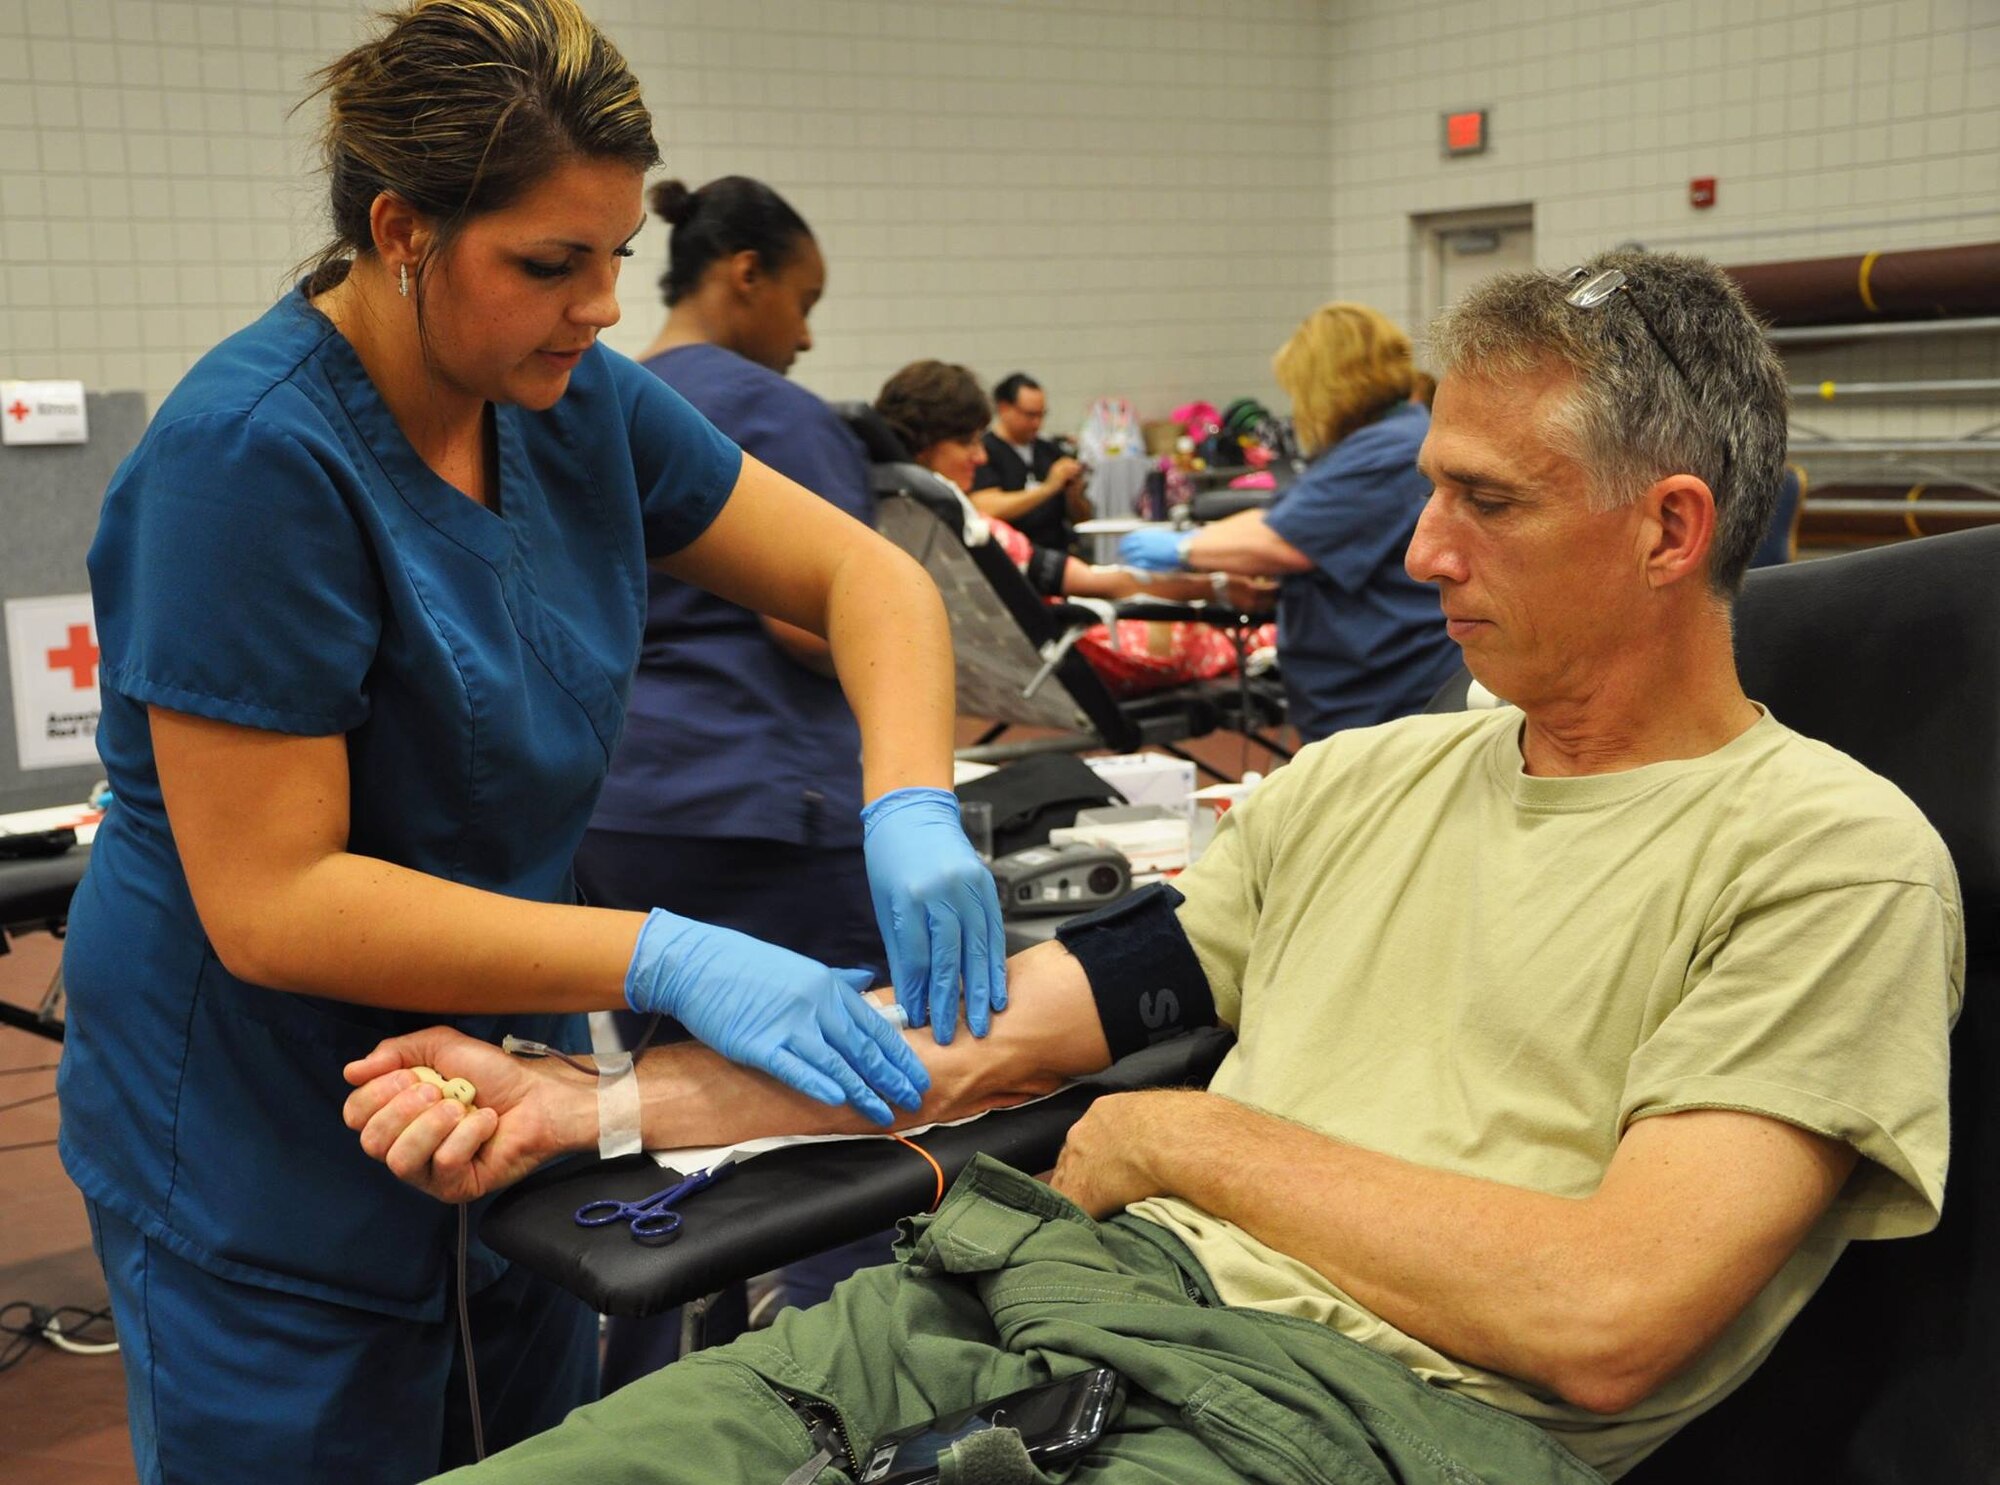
[1690, 177, 1717, 209]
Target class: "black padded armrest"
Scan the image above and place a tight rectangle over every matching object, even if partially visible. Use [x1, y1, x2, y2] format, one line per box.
[0, 845, 88, 933]
[1110, 598, 1272, 627]
[479, 1027, 1234, 1317]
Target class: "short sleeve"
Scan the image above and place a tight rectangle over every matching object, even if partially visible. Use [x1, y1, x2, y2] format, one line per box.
[608, 353, 744, 560]
[89, 411, 380, 736]
[1621, 872, 1964, 1239]
[1265, 458, 1422, 594]
[739, 394, 875, 529]
[1172, 761, 1304, 1029]
[972, 435, 1006, 492]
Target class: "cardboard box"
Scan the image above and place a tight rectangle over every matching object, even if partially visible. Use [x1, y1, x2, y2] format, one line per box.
[1085, 753, 1197, 823]
[1141, 420, 1181, 457]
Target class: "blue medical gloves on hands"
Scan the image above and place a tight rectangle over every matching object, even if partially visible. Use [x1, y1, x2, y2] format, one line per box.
[624, 908, 928, 1127]
[862, 787, 1008, 1044]
[1117, 528, 1189, 572]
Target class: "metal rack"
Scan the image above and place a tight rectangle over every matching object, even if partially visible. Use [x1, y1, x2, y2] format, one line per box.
[1768, 315, 2000, 345]
[1773, 316, 2000, 542]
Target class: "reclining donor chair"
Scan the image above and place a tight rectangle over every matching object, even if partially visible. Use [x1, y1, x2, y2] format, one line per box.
[833, 404, 1290, 783]
[484, 526, 1997, 1483]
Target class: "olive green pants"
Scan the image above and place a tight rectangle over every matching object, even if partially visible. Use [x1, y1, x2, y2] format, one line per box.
[440, 1156, 1605, 1484]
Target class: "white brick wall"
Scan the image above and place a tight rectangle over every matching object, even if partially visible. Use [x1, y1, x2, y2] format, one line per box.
[1325, 0, 2000, 456]
[1, 0, 1994, 460]
[0, 0, 1332, 430]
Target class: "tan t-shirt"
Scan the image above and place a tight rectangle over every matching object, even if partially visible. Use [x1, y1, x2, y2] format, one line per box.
[1130, 706, 1963, 1479]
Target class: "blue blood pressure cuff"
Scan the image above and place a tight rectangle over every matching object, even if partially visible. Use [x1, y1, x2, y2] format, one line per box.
[1054, 883, 1216, 1059]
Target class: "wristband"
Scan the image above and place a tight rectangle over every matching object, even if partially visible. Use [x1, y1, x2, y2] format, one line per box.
[596, 1051, 642, 1159]
[1054, 882, 1215, 1060]
[1175, 534, 1197, 570]
[1208, 570, 1231, 599]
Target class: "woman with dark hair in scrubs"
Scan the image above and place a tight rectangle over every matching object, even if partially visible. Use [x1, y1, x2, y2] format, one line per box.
[578, 175, 901, 1383]
[54, 3, 1000, 1480]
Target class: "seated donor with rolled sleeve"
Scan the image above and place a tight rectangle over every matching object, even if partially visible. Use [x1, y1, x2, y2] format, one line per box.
[971, 371, 1087, 551]
[1121, 303, 1462, 742]
[348, 251, 1962, 1484]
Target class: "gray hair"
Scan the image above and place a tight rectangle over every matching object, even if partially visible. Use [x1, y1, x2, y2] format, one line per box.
[1427, 250, 1788, 595]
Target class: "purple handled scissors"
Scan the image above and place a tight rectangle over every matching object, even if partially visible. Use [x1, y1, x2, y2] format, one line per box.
[574, 1166, 727, 1246]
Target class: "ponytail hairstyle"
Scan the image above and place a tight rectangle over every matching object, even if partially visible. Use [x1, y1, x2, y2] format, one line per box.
[650, 175, 813, 305]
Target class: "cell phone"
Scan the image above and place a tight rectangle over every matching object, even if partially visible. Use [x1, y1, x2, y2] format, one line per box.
[857, 1367, 1125, 1485]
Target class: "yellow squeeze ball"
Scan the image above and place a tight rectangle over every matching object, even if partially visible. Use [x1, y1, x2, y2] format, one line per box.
[411, 1064, 477, 1107]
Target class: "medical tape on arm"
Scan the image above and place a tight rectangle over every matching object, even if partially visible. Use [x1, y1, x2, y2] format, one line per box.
[1054, 882, 1216, 1059]
[596, 1051, 642, 1159]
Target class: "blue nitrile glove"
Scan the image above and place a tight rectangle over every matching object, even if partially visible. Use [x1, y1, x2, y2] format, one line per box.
[1118, 528, 1190, 571]
[624, 908, 928, 1126]
[861, 786, 1008, 1045]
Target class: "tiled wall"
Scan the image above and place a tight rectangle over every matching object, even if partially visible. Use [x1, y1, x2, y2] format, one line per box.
[1325, 0, 2000, 461]
[3, 0, 1996, 466]
[0, 0, 1334, 432]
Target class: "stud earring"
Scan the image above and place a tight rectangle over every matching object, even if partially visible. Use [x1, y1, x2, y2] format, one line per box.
[398, 263, 409, 298]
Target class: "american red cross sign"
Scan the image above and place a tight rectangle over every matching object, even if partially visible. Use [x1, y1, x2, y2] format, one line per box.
[47, 625, 100, 689]
[7, 594, 103, 770]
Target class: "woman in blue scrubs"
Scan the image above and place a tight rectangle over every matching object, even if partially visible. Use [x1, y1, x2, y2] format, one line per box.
[1119, 303, 1459, 741]
[580, 175, 897, 1383]
[55, 4, 1001, 1481]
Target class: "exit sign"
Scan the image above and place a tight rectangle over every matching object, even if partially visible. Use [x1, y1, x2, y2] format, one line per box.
[1443, 109, 1488, 157]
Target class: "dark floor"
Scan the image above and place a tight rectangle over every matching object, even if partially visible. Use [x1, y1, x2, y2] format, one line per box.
[0, 929, 138, 1484]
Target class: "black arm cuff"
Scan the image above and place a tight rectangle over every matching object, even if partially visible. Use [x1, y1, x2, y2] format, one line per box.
[1025, 545, 1069, 597]
[1054, 883, 1217, 1060]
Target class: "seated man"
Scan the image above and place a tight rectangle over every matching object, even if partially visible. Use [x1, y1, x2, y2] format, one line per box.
[971, 370, 1087, 550]
[347, 252, 1961, 1483]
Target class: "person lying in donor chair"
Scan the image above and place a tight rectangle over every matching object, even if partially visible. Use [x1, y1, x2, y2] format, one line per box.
[347, 252, 1962, 1484]
[874, 358, 1278, 698]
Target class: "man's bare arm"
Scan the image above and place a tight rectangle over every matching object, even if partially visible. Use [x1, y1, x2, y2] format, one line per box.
[1050, 1092, 1855, 1415]
[344, 940, 1108, 1203]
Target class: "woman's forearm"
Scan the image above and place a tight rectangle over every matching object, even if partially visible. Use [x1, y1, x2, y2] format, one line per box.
[1184, 509, 1314, 577]
[238, 850, 643, 1013]
[825, 537, 959, 800]
[151, 706, 643, 1015]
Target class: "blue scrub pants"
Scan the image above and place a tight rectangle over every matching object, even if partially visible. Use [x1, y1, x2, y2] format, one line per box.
[574, 829, 895, 1391]
[86, 1200, 596, 1485]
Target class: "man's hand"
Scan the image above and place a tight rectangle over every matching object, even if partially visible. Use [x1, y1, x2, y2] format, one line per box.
[1064, 470, 1094, 524]
[1049, 1089, 1211, 1218]
[342, 1029, 595, 1203]
[1044, 456, 1083, 497]
[1222, 575, 1279, 612]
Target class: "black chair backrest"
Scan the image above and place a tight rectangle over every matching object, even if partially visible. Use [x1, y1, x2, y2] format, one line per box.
[831, 400, 912, 467]
[866, 469, 1143, 746]
[1626, 527, 2000, 1482]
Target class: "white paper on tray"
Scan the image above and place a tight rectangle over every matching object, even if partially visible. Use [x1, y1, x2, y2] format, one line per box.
[648, 1088, 1064, 1176]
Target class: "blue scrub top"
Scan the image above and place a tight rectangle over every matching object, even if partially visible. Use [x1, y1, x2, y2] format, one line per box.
[1263, 402, 1460, 741]
[58, 286, 741, 1319]
[590, 344, 874, 847]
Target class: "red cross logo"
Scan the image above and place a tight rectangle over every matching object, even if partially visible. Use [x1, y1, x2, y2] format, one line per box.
[5, 400, 29, 423]
[46, 625, 100, 689]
